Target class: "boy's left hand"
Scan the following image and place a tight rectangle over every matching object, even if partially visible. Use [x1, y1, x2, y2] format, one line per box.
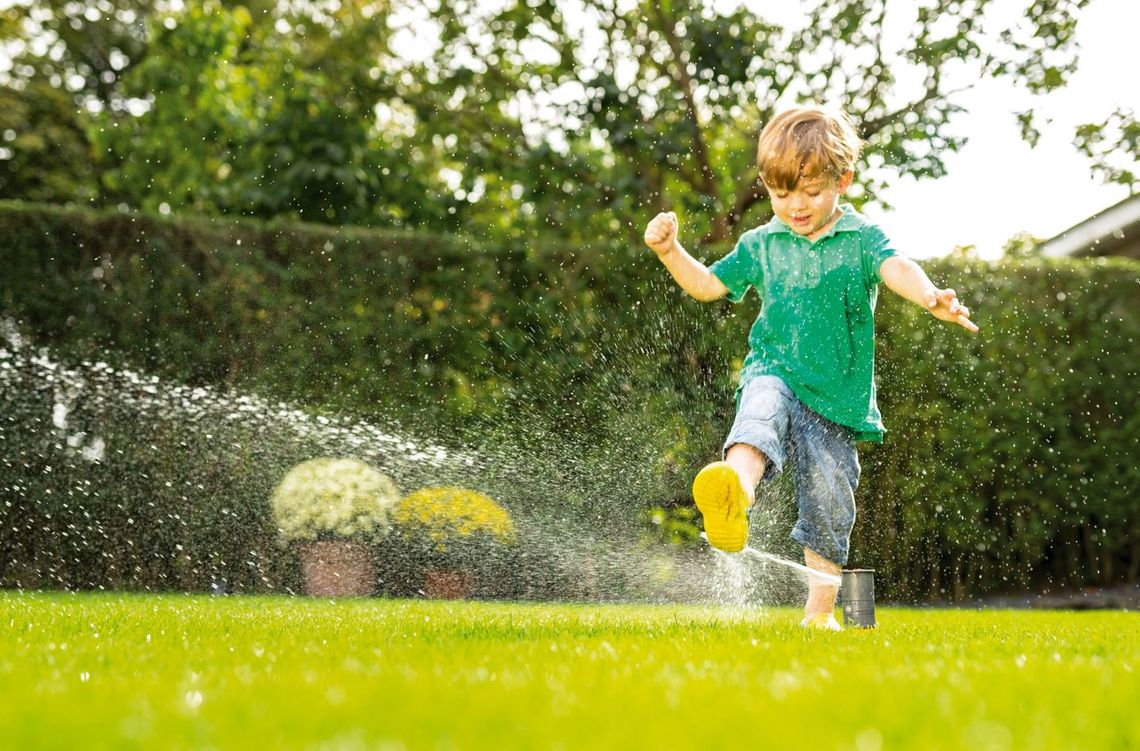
[926, 288, 979, 333]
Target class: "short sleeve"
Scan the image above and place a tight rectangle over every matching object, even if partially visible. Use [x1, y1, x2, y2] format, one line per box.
[709, 231, 762, 303]
[861, 223, 901, 288]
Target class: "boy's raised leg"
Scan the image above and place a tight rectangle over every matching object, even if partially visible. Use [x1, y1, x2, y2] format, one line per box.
[724, 442, 766, 494]
[802, 547, 842, 631]
[692, 443, 766, 553]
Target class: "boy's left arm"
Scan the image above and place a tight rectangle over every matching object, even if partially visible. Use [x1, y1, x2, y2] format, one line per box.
[879, 256, 979, 333]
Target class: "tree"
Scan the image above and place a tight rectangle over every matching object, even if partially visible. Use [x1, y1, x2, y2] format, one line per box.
[89, 0, 459, 227]
[0, 77, 99, 202]
[396, 0, 1093, 246]
[1, 0, 459, 227]
[5, 0, 1126, 244]
[1074, 107, 1139, 193]
[0, 0, 157, 202]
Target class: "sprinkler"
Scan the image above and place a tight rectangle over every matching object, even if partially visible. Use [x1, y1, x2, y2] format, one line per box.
[839, 569, 876, 628]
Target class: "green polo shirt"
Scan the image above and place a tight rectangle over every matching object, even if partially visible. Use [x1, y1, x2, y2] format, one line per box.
[708, 204, 898, 442]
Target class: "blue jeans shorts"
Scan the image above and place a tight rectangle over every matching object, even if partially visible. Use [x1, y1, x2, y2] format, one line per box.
[722, 375, 860, 566]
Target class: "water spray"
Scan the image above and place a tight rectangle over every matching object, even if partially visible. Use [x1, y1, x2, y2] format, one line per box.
[4, 321, 770, 601]
[741, 546, 843, 586]
[700, 533, 881, 627]
[700, 533, 842, 587]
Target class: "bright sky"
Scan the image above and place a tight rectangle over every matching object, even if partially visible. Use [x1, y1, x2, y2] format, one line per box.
[860, 0, 1140, 259]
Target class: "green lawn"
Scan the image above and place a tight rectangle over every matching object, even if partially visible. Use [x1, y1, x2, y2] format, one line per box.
[2, 592, 1137, 750]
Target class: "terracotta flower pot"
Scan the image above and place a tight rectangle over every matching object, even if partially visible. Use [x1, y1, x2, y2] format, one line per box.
[424, 568, 474, 599]
[299, 540, 374, 597]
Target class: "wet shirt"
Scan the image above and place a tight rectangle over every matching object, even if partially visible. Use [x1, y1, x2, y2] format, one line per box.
[709, 204, 899, 442]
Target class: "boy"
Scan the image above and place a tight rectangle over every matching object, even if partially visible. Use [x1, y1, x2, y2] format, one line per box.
[644, 105, 977, 630]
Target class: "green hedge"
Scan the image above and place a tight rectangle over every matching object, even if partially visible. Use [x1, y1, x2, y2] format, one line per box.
[1, 201, 1137, 601]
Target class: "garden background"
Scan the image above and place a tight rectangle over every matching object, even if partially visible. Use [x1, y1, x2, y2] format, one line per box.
[1, 0, 1138, 603]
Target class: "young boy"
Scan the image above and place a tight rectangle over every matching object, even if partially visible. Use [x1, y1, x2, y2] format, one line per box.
[644, 105, 978, 630]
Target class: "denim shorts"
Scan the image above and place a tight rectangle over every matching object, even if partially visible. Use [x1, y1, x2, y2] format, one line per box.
[722, 375, 860, 566]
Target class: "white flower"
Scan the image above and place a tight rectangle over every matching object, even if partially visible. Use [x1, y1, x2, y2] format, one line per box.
[270, 458, 399, 542]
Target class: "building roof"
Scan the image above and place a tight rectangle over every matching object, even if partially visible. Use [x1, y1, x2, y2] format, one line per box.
[1039, 193, 1140, 259]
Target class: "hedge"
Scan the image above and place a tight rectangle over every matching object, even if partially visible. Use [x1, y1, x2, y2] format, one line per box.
[1, 201, 1137, 601]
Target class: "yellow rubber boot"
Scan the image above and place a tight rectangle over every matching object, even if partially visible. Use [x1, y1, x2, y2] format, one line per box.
[692, 461, 750, 553]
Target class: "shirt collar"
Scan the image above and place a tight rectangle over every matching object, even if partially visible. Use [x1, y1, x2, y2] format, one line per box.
[767, 203, 864, 240]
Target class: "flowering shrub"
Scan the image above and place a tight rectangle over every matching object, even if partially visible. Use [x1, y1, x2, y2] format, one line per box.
[270, 458, 399, 543]
[392, 487, 515, 557]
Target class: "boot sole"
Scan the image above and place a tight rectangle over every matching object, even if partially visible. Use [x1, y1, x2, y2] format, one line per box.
[692, 461, 749, 553]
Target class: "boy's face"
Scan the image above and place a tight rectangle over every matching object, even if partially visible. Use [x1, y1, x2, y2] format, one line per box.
[766, 170, 854, 239]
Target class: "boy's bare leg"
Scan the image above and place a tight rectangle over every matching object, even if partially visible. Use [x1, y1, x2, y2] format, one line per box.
[724, 442, 767, 504]
[803, 547, 841, 619]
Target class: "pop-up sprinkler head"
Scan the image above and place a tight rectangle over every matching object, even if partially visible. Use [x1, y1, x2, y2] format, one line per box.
[839, 569, 876, 628]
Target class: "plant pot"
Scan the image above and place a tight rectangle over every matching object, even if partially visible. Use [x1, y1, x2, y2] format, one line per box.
[424, 568, 474, 599]
[299, 540, 374, 597]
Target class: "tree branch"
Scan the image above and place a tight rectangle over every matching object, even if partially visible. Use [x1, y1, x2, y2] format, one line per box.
[858, 81, 970, 140]
[649, 5, 720, 203]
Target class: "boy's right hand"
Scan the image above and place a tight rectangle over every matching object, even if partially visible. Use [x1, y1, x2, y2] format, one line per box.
[644, 211, 679, 257]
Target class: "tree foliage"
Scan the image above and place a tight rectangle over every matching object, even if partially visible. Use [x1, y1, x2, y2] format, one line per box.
[396, 0, 1094, 244]
[2, 0, 1130, 241]
[1074, 107, 1139, 192]
[88, 0, 460, 226]
[0, 0, 155, 202]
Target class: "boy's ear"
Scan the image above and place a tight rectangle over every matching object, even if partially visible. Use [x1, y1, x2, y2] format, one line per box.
[837, 170, 854, 193]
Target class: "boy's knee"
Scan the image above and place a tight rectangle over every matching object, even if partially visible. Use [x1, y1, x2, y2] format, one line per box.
[725, 442, 768, 466]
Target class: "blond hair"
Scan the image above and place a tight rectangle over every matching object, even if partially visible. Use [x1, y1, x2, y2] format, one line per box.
[756, 105, 862, 192]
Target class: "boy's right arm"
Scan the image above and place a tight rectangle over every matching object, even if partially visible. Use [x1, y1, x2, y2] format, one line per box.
[643, 212, 729, 302]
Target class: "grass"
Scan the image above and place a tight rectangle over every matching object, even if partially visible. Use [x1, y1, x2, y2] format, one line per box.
[2, 592, 1138, 750]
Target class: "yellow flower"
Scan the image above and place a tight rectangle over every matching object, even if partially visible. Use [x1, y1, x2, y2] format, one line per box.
[393, 487, 515, 551]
